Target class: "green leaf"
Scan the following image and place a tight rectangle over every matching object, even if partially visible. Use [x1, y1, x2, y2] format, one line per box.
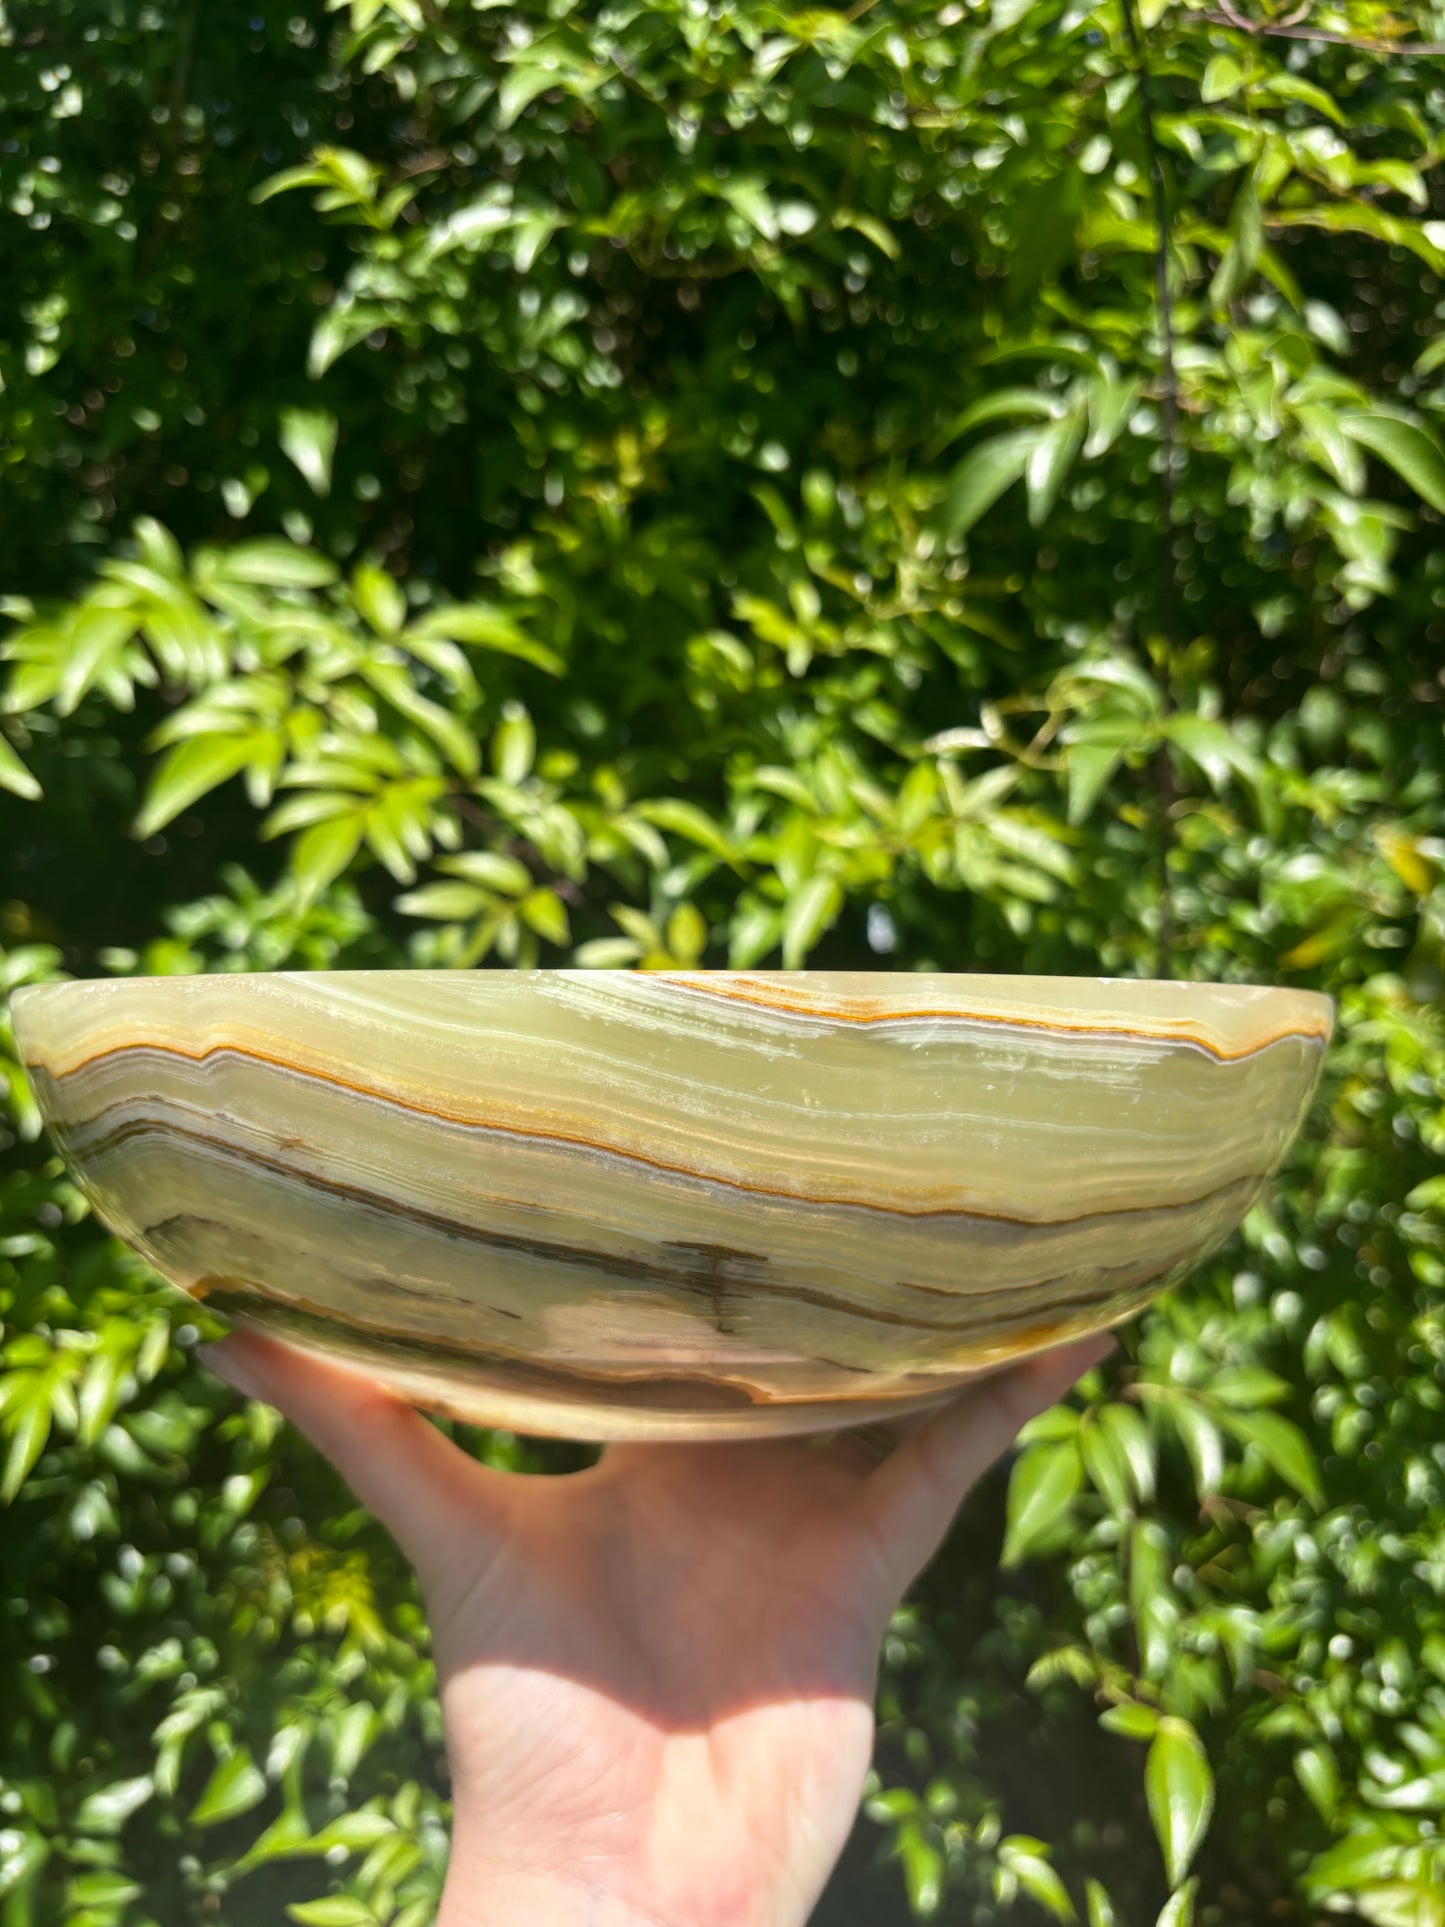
[492, 704, 536, 784]
[73, 1776, 154, 1836]
[1168, 1395, 1224, 1497]
[938, 426, 1044, 538]
[1065, 744, 1123, 824]
[1084, 375, 1140, 458]
[720, 177, 779, 242]
[2, 1385, 54, 1503]
[518, 887, 570, 946]
[1295, 1743, 1340, 1821]
[782, 873, 843, 968]
[190, 1746, 268, 1828]
[409, 604, 563, 673]
[220, 542, 340, 588]
[67, 1871, 143, 1908]
[633, 798, 734, 860]
[394, 881, 490, 921]
[1207, 1365, 1290, 1408]
[1100, 1402, 1156, 1503]
[1273, 203, 1445, 271]
[1155, 1881, 1198, 1927]
[352, 565, 406, 636]
[1002, 1440, 1084, 1567]
[573, 937, 642, 968]
[135, 735, 257, 838]
[290, 814, 366, 905]
[729, 900, 783, 969]
[1130, 1519, 1177, 1678]
[1297, 404, 1368, 496]
[1026, 412, 1085, 526]
[1085, 1879, 1121, 1927]
[497, 62, 563, 130]
[1350, 1882, 1445, 1927]
[252, 163, 332, 204]
[1016, 1404, 1081, 1446]
[666, 900, 708, 964]
[0, 733, 41, 801]
[286, 1901, 377, 1926]
[834, 208, 900, 258]
[1340, 411, 1445, 513]
[900, 1819, 943, 1915]
[1201, 53, 1245, 101]
[1209, 178, 1263, 309]
[133, 516, 185, 576]
[279, 408, 339, 498]
[1146, 1718, 1214, 1888]
[1080, 1412, 1134, 1515]
[938, 388, 1060, 452]
[1165, 713, 1259, 793]
[439, 851, 532, 894]
[307, 1810, 397, 1853]
[55, 607, 142, 716]
[1004, 1843, 1076, 1922]
[1217, 1409, 1323, 1505]
[310, 300, 384, 378]
[1100, 1702, 1160, 1741]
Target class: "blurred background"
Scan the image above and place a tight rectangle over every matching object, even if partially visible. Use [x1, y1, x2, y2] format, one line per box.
[1, 0, 1443, 1921]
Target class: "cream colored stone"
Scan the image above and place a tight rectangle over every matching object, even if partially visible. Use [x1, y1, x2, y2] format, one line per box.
[12, 971, 1332, 1440]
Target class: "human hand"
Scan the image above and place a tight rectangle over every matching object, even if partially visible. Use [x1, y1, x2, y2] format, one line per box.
[203, 1330, 1112, 1927]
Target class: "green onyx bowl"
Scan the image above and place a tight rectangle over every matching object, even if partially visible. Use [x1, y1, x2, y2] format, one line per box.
[12, 971, 1332, 1440]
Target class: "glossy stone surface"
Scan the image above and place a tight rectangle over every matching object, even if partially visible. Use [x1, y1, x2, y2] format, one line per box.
[12, 971, 1332, 1440]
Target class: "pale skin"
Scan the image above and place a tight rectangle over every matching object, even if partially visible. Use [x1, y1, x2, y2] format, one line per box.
[201, 1328, 1114, 1927]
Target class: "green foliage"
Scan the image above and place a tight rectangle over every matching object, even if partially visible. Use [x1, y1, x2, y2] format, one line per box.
[2, 0, 1444, 1919]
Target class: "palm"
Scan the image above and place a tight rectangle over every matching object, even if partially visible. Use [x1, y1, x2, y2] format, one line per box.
[430, 1442, 892, 1924]
[205, 1331, 1109, 1927]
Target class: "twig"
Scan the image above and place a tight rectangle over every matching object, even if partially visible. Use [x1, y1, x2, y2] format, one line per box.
[1118, 0, 1181, 981]
[168, 0, 198, 135]
[1203, 9, 1445, 50]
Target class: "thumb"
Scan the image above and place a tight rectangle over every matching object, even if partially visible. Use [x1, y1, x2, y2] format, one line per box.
[861, 1333, 1115, 1594]
[199, 1328, 513, 1592]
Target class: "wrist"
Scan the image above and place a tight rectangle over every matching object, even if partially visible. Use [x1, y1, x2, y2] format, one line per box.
[438, 1827, 801, 1927]
[438, 1863, 664, 1927]
[438, 1853, 713, 1927]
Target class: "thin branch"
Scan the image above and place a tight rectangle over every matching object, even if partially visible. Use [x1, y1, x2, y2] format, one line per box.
[1118, 0, 1180, 981]
[1203, 10, 1445, 51]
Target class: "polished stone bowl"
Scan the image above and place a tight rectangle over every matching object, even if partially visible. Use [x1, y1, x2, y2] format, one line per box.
[12, 971, 1332, 1440]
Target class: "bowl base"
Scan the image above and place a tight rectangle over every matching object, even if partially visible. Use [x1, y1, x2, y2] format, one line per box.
[201, 1278, 1106, 1442]
[218, 1306, 977, 1440]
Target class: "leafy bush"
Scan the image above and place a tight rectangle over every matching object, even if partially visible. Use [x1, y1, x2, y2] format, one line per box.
[2, 0, 1444, 1921]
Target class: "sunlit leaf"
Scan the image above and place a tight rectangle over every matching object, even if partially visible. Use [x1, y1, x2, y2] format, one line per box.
[1217, 1408, 1323, 1506]
[0, 733, 41, 801]
[219, 542, 340, 589]
[135, 735, 258, 839]
[1002, 1440, 1084, 1567]
[1339, 411, 1445, 513]
[190, 1748, 268, 1828]
[938, 426, 1044, 538]
[279, 409, 339, 498]
[1146, 1718, 1214, 1888]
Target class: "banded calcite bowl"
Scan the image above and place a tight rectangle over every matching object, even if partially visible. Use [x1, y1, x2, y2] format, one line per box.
[12, 971, 1332, 1441]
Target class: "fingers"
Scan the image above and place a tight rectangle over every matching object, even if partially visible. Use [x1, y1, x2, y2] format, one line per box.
[199, 1328, 513, 1591]
[860, 1333, 1115, 1594]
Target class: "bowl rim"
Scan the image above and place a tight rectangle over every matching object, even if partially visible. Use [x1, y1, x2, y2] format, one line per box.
[12, 967, 1333, 996]
[10, 969, 1336, 1055]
